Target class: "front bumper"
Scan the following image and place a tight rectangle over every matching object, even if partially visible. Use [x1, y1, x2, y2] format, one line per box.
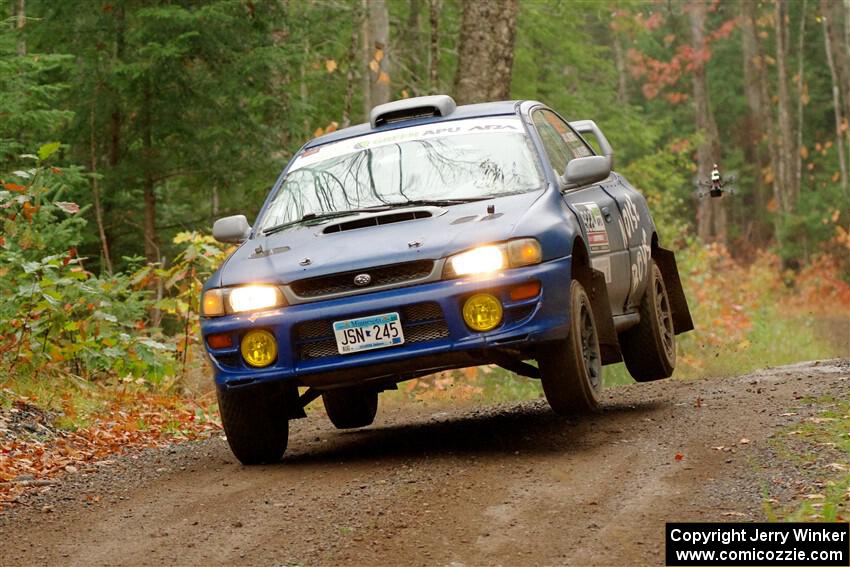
[202, 255, 572, 390]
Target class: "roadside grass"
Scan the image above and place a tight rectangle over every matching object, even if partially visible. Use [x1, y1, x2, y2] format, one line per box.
[763, 394, 850, 522]
[1, 374, 107, 431]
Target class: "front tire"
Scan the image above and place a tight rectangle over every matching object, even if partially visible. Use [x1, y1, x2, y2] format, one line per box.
[322, 388, 378, 429]
[537, 279, 603, 414]
[217, 385, 290, 465]
[619, 259, 677, 381]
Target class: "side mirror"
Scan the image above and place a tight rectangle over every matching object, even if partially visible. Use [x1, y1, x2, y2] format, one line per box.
[563, 156, 611, 188]
[213, 215, 251, 243]
[568, 119, 614, 170]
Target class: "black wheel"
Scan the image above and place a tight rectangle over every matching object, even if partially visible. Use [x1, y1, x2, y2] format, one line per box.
[537, 279, 603, 414]
[619, 259, 676, 381]
[217, 385, 290, 465]
[322, 388, 378, 429]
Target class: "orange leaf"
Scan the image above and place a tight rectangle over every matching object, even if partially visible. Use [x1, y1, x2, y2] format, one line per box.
[377, 71, 390, 85]
[766, 198, 778, 212]
[324, 59, 337, 73]
[22, 202, 39, 222]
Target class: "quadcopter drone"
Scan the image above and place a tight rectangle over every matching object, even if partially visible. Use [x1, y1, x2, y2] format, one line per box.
[696, 164, 736, 198]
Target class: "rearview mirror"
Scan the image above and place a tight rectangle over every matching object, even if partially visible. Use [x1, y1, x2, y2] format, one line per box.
[563, 156, 611, 188]
[213, 215, 251, 243]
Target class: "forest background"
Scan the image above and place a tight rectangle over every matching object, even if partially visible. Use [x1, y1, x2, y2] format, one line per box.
[0, 0, 849, 469]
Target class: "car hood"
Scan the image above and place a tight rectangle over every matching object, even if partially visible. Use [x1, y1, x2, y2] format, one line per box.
[217, 190, 548, 286]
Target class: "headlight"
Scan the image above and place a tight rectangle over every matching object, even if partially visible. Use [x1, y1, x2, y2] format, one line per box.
[444, 238, 542, 278]
[201, 285, 286, 317]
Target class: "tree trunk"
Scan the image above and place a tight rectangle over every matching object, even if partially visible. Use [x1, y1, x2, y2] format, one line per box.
[109, 15, 124, 166]
[775, 0, 798, 212]
[15, 0, 24, 55]
[740, 0, 777, 244]
[367, 0, 391, 108]
[141, 83, 158, 266]
[401, 0, 422, 93]
[824, 0, 850, 129]
[453, 0, 519, 104]
[89, 98, 113, 274]
[342, 3, 360, 127]
[613, 35, 628, 105]
[823, 3, 850, 201]
[211, 185, 220, 218]
[299, 38, 309, 135]
[823, 0, 850, 199]
[360, 0, 371, 118]
[689, 1, 725, 245]
[795, 0, 807, 195]
[429, 0, 441, 94]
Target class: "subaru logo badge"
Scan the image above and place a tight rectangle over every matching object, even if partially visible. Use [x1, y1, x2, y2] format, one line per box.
[353, 273, 372, 287]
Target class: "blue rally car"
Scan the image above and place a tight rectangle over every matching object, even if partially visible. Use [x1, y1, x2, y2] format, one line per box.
[201, 95, 693, 464]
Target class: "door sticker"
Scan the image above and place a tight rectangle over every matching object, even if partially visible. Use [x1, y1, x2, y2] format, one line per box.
[630, 228, 651, 297]
[575, 202, 610, 253]
[618, 192, 640, 244]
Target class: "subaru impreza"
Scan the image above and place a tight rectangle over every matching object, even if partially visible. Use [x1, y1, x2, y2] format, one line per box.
[201, 95, 693, 464]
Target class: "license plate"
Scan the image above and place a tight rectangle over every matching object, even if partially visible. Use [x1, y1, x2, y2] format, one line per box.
[333, 312, 405, 355]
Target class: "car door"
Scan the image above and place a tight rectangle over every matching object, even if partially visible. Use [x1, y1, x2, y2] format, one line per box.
[600, 174, 655, 312]
[531, 109, 631, 316]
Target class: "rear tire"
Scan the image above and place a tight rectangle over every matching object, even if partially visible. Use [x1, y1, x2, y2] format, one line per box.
[322, 388, 378, 429]
[619, 259, 676, 381]
[217, 385, 290, 465]
[537, 280, 603, 414]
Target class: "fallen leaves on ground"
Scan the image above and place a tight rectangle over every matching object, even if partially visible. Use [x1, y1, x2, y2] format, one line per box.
[0, 391, 219, 512]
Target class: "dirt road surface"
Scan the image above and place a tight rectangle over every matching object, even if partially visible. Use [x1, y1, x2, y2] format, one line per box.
[2, 359, 848, 567]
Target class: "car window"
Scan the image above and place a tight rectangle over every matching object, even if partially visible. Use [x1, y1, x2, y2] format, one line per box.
[532, 109, 594, 175]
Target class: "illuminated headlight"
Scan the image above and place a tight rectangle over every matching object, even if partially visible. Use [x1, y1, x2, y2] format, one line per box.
[201, 285, 285, 317]
[445, 238, 542, 278]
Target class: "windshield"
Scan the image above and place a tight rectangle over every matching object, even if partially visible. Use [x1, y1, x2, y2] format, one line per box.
[257, 117, 544, 232]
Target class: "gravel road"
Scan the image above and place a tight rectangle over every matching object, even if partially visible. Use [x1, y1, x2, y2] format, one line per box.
[2, 359, 848, 567]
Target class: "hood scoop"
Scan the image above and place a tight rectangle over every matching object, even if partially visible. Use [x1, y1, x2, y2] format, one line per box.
[323, 208, 435, 234]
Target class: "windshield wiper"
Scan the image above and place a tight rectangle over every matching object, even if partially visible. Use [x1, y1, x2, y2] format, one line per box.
[383, 197, 491, 208]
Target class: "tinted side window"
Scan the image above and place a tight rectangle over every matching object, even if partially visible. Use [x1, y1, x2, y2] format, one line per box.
[532, 110, 571, 174]
[533, 110, 594, 174]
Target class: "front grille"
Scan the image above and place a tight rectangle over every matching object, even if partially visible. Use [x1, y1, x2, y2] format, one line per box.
[290, 260, 434, 298]
[292, 302, 449, 360]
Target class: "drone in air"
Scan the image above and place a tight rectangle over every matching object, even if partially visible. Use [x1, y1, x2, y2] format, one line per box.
[695, 164, 736, 198]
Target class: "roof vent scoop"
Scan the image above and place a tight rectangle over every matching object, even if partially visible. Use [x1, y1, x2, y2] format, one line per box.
[370, 95, 457, 128]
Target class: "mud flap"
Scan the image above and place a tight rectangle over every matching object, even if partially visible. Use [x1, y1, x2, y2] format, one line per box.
[588, 268, 622, 365]
[654, 247, 694, 334]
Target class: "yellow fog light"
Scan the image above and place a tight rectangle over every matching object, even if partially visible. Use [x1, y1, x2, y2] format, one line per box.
[241, 329, 277, 367]
[462, 293, 503, 332]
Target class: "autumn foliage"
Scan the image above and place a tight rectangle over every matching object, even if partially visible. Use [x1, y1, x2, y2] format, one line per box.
[0, 390, 219, 511]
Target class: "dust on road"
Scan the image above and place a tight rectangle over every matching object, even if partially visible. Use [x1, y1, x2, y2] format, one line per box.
[1, 359, 848, 567]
